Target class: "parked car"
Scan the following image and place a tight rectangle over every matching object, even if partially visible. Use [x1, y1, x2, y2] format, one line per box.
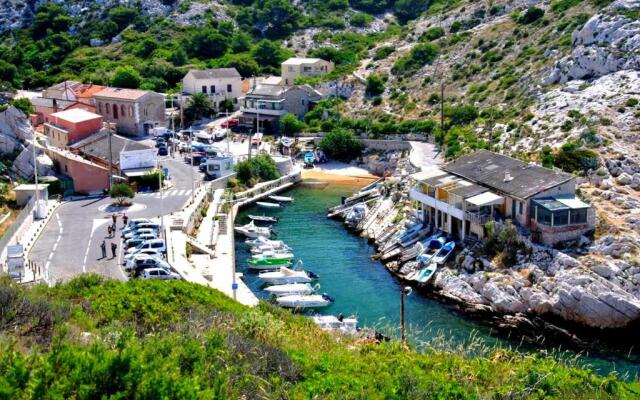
[126, 218, 153, 228]
[221, 117, 238, 128]
[131, 261, 172, 278]
[127, 239, 166, 255]
[125, 238, 145, 249]
[125, 253, 166, 273]
[158, 145, 168, 156]
[123, 228, 158, 240]
[123, 222, 160, 237]
[142, 268, 181, 280]
[123, 248, 164, 264]
[125, 233, 157, 247]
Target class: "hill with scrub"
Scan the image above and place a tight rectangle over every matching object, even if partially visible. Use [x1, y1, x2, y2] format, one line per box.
[0, 274, 638, 399]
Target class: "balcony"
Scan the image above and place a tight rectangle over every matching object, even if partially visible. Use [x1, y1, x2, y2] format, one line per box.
[239, 106, 288, 117]
[465, 211, 490, 226]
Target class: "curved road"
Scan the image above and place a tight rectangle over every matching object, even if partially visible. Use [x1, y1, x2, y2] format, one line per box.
[28, 157, 202, 284]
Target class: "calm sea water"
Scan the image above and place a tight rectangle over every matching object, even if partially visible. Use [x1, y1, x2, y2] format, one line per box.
[235, 184, 640, 379]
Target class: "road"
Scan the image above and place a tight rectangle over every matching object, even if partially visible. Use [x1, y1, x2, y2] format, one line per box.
[28, 156, 202, 284]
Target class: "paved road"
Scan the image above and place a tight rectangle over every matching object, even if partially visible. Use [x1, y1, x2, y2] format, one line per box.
[29, 157, 203, 284]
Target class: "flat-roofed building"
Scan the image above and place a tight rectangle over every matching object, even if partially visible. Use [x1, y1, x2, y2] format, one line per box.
[281, 57, 334, 86]
[44, 108, 103, 149]
[93, 88, 165, 136]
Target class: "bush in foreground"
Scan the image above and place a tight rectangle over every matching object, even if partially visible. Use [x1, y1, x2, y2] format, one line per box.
[318, 128, 364, 162]
[0, 275, 635, 399]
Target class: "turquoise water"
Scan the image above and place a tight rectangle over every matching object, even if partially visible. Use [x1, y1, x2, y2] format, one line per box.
[235, 184, 640, 379]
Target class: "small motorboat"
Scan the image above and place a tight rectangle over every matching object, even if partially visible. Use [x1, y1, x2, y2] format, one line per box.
[257, 201, 281, 209]
[413, 263, 438, 283]
[248, 215, 278, 223]
[432, 241, 455, 265]
[259, 267, 316, 284]
[251, 251, 294, 260]
[276, 293, 334, 309]
[247, 257, 292, 270]
[264, 283, 316, 297]
[416, 235, 446, 263]
[234, 221, 271, 238]
[246, 237, 286, 248]
[250, 244, 292, 255]
[311, 315, 358, 334]
[269, 195, 294, 202]
[345, 203, 368, 228]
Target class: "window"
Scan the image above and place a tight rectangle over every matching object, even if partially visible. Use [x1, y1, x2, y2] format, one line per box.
[105, 103, 110, 114]
[210, 85, 215, 93]
[129, 105, 134, 117]
[519, 201, 523, 215]
[570, 208, 588, 224]
[554, 210, 569, 226]
[202, 86, 207, 93]
[227, 84, 232, 92]
[121, 104, 126, 116]
[288, 66, 294, 72]
[98, 102, 102, 113]
[536, 206, 552, 225]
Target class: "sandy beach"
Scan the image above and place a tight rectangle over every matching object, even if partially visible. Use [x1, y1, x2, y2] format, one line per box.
[301, 161, 379, 187]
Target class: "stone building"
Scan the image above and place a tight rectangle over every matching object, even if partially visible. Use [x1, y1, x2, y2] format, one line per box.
[93, 88, 165, 136]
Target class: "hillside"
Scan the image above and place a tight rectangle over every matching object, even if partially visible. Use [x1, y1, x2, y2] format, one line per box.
[0, 274, 637, 398]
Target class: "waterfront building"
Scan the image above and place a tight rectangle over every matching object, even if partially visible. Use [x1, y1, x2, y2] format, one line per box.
[410, 150, 595, 245]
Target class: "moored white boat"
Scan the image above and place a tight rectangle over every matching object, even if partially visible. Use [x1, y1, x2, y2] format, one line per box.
[264, 283, 316, 297]
[345, 203, 368, 228]
[248, 215, 278, 223]
[246, 237, 286, 248]
[251, 250, 294, 260]
[250, 243, 292, 254]
[259, 267, 316, 284]
[311, 315, 358, 334]
[269, 195, 294, 202]
[234, 221, 271, 238]
[276, 294, 334, 309]
[257, 201, 281, 209]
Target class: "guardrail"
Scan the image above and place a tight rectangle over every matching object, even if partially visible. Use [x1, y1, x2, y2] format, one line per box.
[0, 197, 36, 262]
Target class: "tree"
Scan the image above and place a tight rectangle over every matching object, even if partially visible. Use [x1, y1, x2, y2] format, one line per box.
[255, 0, 300, 38]
[318, 128, 364, 162]
[108, 7, 140, 30]
[32, 3, 72, 39]
[365, 74, 385, 97]
[219, 99, 234, 113]
[0, 60, 17, 87]
[219, 54, 259, 78]
[251, 40, 283, 68]
[234, 154, 280, 186]
[394, 0, 429, 24]
[447, 104, 479, 126]
[111, 66, 141, 88]
[168, 47, 188, 66]
[518, 7, 544, 24]
[279, 113, 304, 136]
[231, 32, 252, 53]
[109, 183, 135, 206]
[184, 92, 214, 123]
[188, 28, 228, 58]
[10, 98, 33, 116]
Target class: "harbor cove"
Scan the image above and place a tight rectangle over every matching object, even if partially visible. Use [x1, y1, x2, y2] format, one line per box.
[234, 175, 640, 379]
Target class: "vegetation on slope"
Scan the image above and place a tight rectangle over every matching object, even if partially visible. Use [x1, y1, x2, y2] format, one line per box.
[0, 275, 637, 399]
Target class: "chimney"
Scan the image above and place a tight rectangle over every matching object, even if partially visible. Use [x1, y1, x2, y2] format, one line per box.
[504, 171, 513, 182]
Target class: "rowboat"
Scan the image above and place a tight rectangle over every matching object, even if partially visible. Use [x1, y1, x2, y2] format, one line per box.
[248, 215, 278, 223]
[268, 195, 294, 202]
[416, 235, 446, 263]
[276, 294, 334, 309]
[257, 201, 281, 209]
[432, 241, 455, 265]
[413, 263, 438, 283]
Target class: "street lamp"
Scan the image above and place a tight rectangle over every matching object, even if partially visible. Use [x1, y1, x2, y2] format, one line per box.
[400, 286, 413, 345]
[31, 133, 41, 219]
[157, 159, 164, 234]
[189, 127, 195, 203]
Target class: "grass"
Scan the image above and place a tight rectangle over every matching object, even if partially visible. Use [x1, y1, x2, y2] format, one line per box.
[0, 275, 638, 398]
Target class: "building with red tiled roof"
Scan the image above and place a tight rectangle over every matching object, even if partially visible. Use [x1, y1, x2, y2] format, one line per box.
[93, 87, 165, 136]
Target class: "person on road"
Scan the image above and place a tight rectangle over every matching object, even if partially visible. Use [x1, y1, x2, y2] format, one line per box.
[111, 242, 117, 259]
[112, 213, 117, 225]
[100, 240, 106, 259]
[123, 214, 128, 227]
[107, 225, 113, 238]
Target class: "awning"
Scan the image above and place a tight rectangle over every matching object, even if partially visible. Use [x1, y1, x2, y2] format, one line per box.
[410, 167, 447, 181]
[466, 192, 503, 206]
[122, 167, 156, 177]
[555, 196, 590, 209]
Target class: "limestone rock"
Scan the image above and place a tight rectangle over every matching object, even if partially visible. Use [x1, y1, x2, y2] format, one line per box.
[0, 106, 33, 154]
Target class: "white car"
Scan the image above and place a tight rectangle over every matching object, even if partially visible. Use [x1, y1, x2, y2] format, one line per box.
[125, 253, 166, 272]
[125, 233, 157, 247]
[122, 222, 160, 236]
[123, 228, 158, 240]
[142, 268, 181, 280]
[126, 218, 153, 228]
[126, 239, 166, 255]
[123, 248, 164, 263]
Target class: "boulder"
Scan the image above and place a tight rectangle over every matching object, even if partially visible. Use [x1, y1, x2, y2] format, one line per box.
[434, 270, 488, 305]
[481, 282, 526, 313]
[616, 172, 633, 185]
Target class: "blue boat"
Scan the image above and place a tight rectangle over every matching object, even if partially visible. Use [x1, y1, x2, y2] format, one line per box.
[416, 235, 446, 263]
[431, 241, 455, 265]
[414, 263, 438, 283]
[304, 151, 315, 165]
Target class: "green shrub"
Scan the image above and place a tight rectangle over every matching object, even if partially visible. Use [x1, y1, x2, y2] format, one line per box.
[625, 97, 638, 107]
[518, 7, 545, 24]
[365, 74, 385, 96]
[420, 26, 445, 41]
[234, 155, 281, 186]
[318, 128, 364, 162]
[373, 46, 394, 61]
[551, 0, 582, 12]
[109, 183, 135, 206]
[391, 42, 439, 75]
[350, 12, 373, 27]
[446, 104, 479, 126]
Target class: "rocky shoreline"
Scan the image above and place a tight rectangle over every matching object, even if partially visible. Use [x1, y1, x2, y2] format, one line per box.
[329, 174, 640, 356]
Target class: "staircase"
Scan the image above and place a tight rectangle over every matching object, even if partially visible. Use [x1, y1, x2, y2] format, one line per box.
[218, 213, 228, 235]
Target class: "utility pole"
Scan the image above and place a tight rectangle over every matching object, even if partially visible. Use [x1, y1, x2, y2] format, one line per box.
[170, 94, 176, 157]
[226, 110, 230, 154]
[158, 159, 164, 234]
[190, 128, 195, 203]
[400, 286, 412, 346]
[31, 134, 41, 218]
[439, 80, 444, 149]
[108, 122, 113, 190]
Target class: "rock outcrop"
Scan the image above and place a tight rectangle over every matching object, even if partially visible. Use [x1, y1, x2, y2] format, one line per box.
[0, 106, 33, 154]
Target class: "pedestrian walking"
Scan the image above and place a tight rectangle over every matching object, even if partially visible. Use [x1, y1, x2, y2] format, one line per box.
[107, 225, 113, 238]
[112, 222, 117, 234]
[112, 213, 117, 225]
[100, 240, 106, 259]
[111, 242, 117, 258]
[123, 213, 128, 227]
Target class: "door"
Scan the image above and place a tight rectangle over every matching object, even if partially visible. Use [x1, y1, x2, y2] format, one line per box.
[511, 200, 516, 218]
[113, 104, 118, 119]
